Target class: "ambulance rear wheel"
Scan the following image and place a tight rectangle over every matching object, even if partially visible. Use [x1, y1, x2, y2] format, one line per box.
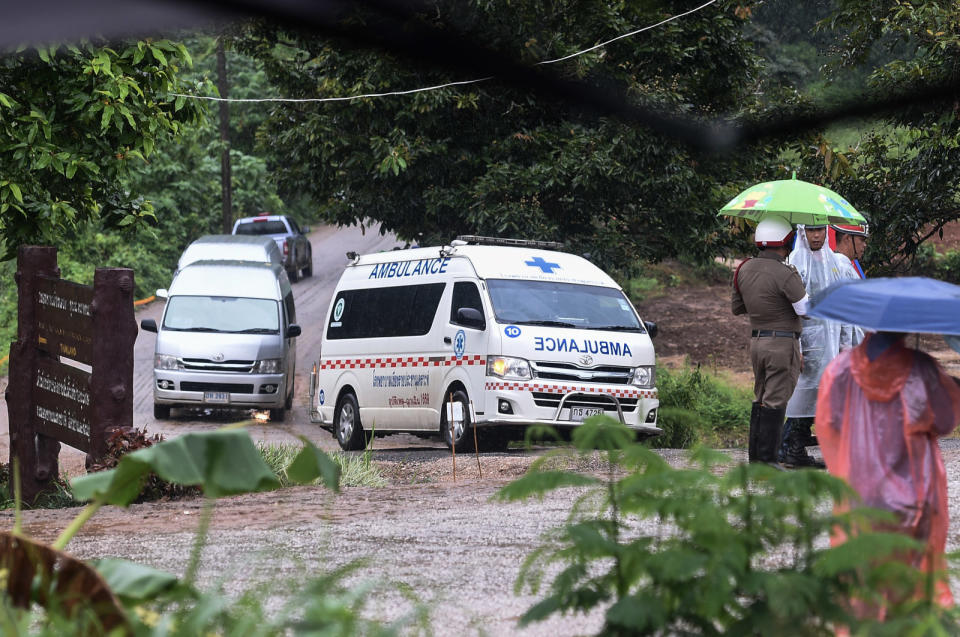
[441, 389, 475, 453]
[153, 403, 170, 420]
[335, 393, 366, 451]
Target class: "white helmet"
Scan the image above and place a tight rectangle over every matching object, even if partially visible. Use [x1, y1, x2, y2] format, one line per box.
[754, 217, 795, 247]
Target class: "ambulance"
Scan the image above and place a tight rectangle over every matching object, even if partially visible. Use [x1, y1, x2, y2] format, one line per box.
[309, 236, 660, 451]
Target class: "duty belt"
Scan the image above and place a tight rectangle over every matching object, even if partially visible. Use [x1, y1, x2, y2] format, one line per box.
[751, 329, 801, 339]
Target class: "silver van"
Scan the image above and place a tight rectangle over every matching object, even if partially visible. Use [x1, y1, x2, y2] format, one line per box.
[140, 260, 301, 421]
[177, 234, 283, 272]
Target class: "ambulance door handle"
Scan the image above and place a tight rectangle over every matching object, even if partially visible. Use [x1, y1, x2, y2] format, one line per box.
[443, 336, 452, 345]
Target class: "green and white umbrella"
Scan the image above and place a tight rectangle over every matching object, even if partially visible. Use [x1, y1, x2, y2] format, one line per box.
[719, 176, 866, 226]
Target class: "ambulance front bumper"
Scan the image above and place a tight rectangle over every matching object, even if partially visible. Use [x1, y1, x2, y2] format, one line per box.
[480, 379, 661, 437]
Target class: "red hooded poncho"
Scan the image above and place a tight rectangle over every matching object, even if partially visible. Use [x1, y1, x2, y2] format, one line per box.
[816, 334, 960, 607]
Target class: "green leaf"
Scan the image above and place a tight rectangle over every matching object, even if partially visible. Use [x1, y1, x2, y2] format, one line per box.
[285, 438, 341, 492]
[71, 429, 282, 506]
[0, 92, 14, 108]
[8, 183, 23, 204]
[101, 104, 114, 131]
[93, 558, 184, 603]
[495, 470, 600, 501]
[149, 45, 167, 66]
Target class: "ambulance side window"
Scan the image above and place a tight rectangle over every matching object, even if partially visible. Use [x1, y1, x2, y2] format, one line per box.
[327, 283, 446, 339]
[450, 282, 486, 331]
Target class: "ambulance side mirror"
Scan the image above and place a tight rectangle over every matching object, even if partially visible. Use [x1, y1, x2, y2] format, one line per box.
[644, 321, 658, 338]
[140, 319, 158, 333]
[456, 307, 485, 330]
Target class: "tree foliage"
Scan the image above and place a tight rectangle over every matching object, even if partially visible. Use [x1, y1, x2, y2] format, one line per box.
[236, 1, 783, 268]
[0, 40, 208, 255]
[797, 2, 960, 272]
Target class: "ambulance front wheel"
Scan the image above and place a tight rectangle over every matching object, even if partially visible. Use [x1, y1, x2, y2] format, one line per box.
[441, 389, 475, 453]
[334, 392, 366, 451]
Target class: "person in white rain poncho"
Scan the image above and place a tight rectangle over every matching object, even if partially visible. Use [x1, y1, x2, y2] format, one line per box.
[779, 224, 856, 467]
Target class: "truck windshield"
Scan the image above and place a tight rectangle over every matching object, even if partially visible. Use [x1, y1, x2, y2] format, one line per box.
[486, 279, 644, 331]
[163, 296, 280, 334]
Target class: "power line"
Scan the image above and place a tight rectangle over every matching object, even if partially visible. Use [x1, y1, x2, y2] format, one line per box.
[171, 0, 718, 104]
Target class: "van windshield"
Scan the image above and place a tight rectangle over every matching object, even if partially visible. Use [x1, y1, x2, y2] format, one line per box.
[486, 279, 644, 331]
[163, 296, 280, 334]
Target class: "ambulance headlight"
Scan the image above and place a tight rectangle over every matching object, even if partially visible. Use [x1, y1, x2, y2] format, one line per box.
[255, 359, 282, 374]
[631, 365, 655, 388]
[487, 356, 532, 380]
[155, 354, 182, 370]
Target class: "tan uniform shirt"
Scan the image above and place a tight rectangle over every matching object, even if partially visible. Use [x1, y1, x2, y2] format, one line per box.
[731, 251, 805, 332]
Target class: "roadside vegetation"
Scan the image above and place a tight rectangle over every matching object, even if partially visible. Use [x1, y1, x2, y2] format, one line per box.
[499, 415, 959, 635]
[0, 432, 388, 511]
[5, 423, 953, 634]
[654, 365, 753, 449]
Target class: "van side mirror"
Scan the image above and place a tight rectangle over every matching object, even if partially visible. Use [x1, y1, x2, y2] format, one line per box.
[301, 226, 311, 234]
[156, 288, 168, 299]
[644, 321, 658, 338]
[140, 319, 158, 333]
[456, 307, 485, 330]
[286, 324, 302, 338]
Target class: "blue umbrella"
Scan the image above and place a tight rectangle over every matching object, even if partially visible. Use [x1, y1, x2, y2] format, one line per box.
[808, 276, 960, 335]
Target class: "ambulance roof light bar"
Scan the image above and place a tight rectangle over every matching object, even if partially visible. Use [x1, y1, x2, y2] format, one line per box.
[455, 235, 566, 251]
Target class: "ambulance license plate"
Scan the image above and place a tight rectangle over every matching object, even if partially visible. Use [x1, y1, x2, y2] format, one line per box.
[204, 391, 229, 404]
[570, 407, 604, 421]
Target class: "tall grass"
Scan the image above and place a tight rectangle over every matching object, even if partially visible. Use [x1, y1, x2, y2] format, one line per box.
[653, 364, 752, 448]
[258, 442, 388, 488]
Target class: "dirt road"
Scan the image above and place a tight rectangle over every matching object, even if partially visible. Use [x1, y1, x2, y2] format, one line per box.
[1, 223, 439, 475]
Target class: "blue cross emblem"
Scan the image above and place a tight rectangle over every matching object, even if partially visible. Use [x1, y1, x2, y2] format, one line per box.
[454, 329, 466, 359]
[525, 256, 561, 273]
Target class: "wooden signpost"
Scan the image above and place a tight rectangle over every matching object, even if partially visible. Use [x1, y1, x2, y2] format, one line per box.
[4, 246, 137, 502]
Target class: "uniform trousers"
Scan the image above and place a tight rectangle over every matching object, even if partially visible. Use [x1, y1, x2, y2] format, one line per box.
[750, 335, 801, 409]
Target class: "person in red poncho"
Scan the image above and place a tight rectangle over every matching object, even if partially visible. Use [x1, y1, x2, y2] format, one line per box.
[816, 331, 960, 610]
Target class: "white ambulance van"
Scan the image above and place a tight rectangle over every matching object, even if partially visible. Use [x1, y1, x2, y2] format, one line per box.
[309, 236, 660, 451]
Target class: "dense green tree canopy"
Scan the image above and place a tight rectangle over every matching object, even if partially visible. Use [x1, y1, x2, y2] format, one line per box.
[236, 1, 784, 268]
[797, 1, 960, 272]
[0, 40, 206, 256]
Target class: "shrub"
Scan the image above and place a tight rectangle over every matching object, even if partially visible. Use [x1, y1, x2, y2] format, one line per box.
[498, 415, 958, 635]
[656, 364, 752, 446]
[87, 427, 201, 503]
[648, 406, 703, 449]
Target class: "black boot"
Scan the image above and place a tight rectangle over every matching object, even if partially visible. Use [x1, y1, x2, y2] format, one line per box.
[779, 417, 825, 469]
[754, 406, 785, 465]
[747, 401, 761, 463]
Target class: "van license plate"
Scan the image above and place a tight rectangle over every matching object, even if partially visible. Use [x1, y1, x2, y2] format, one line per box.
[204, 392, 229, 404]
[570, 407, 604, 421]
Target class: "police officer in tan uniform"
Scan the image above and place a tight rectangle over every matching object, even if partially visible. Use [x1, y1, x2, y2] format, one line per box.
[732, 217, 810, 463]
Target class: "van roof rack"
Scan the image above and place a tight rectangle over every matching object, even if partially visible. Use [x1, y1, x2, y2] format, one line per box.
[454, 235, 565, 251]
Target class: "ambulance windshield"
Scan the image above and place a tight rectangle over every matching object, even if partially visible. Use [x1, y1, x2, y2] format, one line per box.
[487, 279, 644, 331]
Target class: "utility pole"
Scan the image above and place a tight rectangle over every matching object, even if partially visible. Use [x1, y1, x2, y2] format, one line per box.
[217, 38, 232, 233]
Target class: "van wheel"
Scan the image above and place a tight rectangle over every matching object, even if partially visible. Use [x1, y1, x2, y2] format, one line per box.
[334, 393, 366, 451]
[303, 254, 313, 278]
[441, 389, 476, 453]
[154, 403, 171, 419]
[288, 267, 300, 283]
[270, 407, 286, 422]
[284, 383, 294, 410]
